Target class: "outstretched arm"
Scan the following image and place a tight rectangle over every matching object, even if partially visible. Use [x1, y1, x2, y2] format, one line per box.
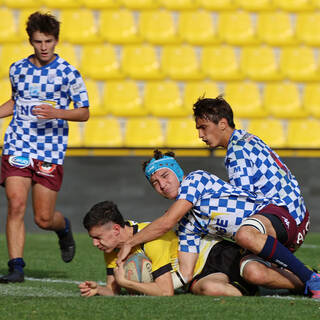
[117, 199, 193, 264]
[78, 275, 120, 297]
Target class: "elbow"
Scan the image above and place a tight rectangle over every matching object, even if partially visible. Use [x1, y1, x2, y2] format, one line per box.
[161, 288, 174, 296]
[80, 108, 90, 122]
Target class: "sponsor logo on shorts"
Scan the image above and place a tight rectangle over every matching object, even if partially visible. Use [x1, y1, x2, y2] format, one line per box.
[37, 161, 56, 177]
[8, 156, 30, 169]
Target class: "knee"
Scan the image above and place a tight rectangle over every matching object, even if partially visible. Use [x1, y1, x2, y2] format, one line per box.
[34, 215, 53, 230]
[235, 226, 254, 248]
[242, 262, 268, 286]
[8, 197, 27, 217]
[196, 281, 226, 296]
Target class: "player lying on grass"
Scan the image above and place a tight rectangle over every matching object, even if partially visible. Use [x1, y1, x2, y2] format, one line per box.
[79, 200, 297, 297]
[117, 150, 319, 299]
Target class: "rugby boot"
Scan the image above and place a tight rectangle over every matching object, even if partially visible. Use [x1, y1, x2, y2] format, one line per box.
[58, 218, 76, 263]
[305, 272, 320, 299]
[0, 258, 25, 283]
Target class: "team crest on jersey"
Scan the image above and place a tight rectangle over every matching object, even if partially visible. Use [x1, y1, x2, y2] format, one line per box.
[37, 161, 56, 176]
[29, 84, 40, 96]
[48, 71, 56, 84]
[8, 156, 30, 169]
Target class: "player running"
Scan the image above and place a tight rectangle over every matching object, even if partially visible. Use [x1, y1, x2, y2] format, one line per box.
[0, 11, 89, 283]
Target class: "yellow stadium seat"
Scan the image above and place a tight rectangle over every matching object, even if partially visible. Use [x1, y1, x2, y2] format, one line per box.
[247, 119, 286, 148]
[0, 8, 18, 43]
[0, 79, 12, 103]
[122, 45, 164, 80]
[80, 45, 123, 80]
[225, 82, 266, 118]
[287, 119, 320, 148]
[102, 81, 146, 117]
[83, 118, 123, 147]
[60, 9, 101, 44]
[311, 0, 320, 8]
[144, 81, 188, 117]
[240, 46, 282, 81]
[178, 10, 220, 45]
[139, 10, 179, 45]
[201, 46, 242, 81]
[162, 45, 203, 80]
[196, 0, 235, 10]
[42, 0, 82, 8]
[273, 0, 312, 11]
[55, 43, 78, 68]
[217, 11, 259, 45]
[257, 12, 297, 46]
[83, 0, 120, 9]
[84, 79, 106, 117]
[183, 81, 220, 111]
[166, 118, 205, 148]
[0, 43, 32, 78]
[121, 0, 159, 9]
[16, 9, 37, 41]
[3, 0, 39, 8]
[279, 46, 320, 82]
[302, 84, 320, 118]
[124, 118, 164, 147]
[100, 9, 141, 44]
[296, 12, 320, 46]
[264, 82, 307, 118]
[159, 0, 197, 10]
[235, 0, 273, 11]
[68, 122, 83, 147]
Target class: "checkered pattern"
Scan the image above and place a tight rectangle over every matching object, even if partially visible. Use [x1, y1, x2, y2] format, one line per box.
[176, 170, 272, 253]
[3, 55, 89, 165]
[226, 130, 307, 225]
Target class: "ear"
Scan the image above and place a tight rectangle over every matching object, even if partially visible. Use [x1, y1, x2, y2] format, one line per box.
[218, 118, 228, 130]
[112, 223, 121, 236]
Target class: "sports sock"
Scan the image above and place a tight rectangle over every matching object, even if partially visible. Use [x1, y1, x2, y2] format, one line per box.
[8, 258, 25, 273]
[56, 217, 70, 238]
[259, 235, 313, 283]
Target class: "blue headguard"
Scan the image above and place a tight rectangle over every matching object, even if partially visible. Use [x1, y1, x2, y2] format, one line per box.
[144, 156, 184, 183]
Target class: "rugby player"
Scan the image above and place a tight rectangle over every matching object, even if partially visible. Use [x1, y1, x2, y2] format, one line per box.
[117, 150, 319, 298]
[0, 11, 89, 283]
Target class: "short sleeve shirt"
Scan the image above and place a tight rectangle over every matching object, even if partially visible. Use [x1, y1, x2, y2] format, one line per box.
[176, 170, 275, 253]
[3, 54, 89, 165]
[225, 130, 306, 225]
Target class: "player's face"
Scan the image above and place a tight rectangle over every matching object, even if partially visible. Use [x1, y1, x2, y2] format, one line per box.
[196, 117, 227, 148]
[30, 31, 58, 67]
[150, 168, 180, 199]
[89, 223, 120, 253]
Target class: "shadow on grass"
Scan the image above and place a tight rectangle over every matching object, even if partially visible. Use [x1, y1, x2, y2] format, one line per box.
[0, 268, 69, 280]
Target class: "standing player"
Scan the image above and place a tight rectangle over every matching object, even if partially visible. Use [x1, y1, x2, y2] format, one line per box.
[117, 150, 319, 299]
[0, 11, 89, 283]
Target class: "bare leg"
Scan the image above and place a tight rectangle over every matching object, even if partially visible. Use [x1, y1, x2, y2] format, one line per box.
[192, 273, 242, 297]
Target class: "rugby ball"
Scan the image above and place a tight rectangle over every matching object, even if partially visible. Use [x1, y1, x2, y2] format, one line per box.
[124, 252, 153, 283]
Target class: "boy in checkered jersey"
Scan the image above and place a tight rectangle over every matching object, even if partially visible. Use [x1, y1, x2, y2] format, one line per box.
[0, 12, 89, 283]
[117, 150, 319, 299]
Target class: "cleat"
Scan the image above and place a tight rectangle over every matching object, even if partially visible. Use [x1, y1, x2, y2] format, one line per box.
[58, 218, 76, 263]
[0, 270, 24, 284]
[305, 273, 320, 299]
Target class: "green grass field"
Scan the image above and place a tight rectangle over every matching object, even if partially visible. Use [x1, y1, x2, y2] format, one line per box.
[0, 232, 319, 320]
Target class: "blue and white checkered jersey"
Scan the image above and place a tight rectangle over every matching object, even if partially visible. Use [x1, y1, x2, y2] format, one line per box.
[225, 129, 306, 225]
[176, 170, 273, 253]
[3, 54, 89, 165]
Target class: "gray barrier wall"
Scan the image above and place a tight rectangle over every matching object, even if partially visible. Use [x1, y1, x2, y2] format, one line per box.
[0, 156, 319, 233]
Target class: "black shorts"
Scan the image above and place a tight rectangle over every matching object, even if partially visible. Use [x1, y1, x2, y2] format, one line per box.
[189, 240, 258, 296]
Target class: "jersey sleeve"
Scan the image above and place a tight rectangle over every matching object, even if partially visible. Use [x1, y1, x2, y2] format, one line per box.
[104, 251, 118, 275]
[176, 171, 208, 205]
[226, 145, 255, 193]
[66, 68, 89, 108]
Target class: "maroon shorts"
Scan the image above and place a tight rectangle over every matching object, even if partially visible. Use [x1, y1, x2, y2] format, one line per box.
[258, 204, 310, 252]
[1, 155, 63, 192]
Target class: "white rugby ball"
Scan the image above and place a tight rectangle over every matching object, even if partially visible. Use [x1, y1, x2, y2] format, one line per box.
[124, 252, 153, 283]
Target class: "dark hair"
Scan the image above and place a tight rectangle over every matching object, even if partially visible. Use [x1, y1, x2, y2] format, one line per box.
[193, 95, 235, 129]
[83, 201, 126, 231]
[26, 11, 60, 40]
[142, 149, 176, 172]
